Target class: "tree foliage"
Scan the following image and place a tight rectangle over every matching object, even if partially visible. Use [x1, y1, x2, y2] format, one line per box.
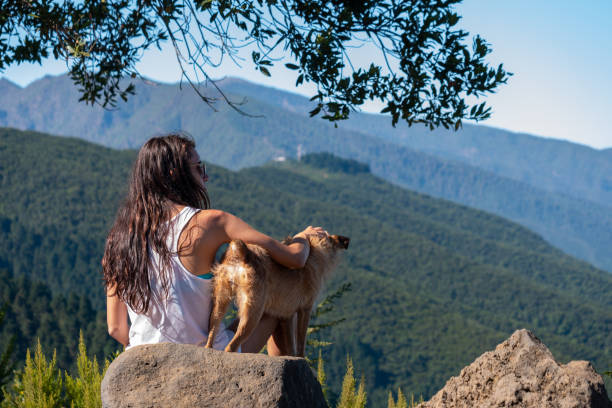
[0, 0, 509, 128]
[0, 305, 16, 401]
[306, 282, 352, 358]
[64, 332, 109, 408]
[317, 350, 329, 405]
[1, 336, 112, 408]
[387, 389, 422, 408]
[1, 341, 64, 408]
[337, 356, 366, 408]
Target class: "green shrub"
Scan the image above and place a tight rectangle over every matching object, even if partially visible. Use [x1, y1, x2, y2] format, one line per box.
[1, 335, 114, 408]
[317, 350, 329, 404]
[64, 332, 110, 408]
[387, 389, 423, 408]
[336, 356, 366, 408]
[306, 283, 352, 366]
[1, 340, 64, 408]
[315, 351, 424, 408]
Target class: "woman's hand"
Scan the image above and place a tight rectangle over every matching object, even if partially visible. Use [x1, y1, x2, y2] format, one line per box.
[289, 226, 328, 268]
[294, 226, 329, 241]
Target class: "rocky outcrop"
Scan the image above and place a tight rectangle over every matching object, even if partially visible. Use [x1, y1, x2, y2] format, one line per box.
[419, 329, 611, 408]
[101, 343, 327, 408]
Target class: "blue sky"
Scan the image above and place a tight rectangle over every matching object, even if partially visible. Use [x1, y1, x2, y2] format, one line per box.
[2, 1, 611, 149]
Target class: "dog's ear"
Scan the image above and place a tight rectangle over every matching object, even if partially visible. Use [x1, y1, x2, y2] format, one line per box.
[330, 235, 350, 249]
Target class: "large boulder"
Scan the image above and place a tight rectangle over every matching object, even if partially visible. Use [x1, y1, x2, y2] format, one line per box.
[101, 343, 327, 408]
[419, 329, 611, 408]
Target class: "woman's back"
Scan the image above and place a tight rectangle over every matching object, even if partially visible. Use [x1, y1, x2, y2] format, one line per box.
[127, 206, 230, 349]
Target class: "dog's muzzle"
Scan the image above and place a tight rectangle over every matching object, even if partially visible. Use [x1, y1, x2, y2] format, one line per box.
[331, 235, 350, 249]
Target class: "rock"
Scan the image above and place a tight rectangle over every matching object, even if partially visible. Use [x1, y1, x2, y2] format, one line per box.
[418, 329, 611, 408]
[101, 343, 327, 408]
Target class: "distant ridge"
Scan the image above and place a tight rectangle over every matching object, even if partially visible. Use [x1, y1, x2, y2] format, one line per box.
[218, 76, 612, 208]
[1, 74, 611, 273]
[0, 77, 19, 90]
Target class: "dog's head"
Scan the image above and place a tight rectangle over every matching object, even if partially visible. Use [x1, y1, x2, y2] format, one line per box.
[308, 234, 350, 251]
[330, 235, 350, 250]
[302, 234, 349, 280]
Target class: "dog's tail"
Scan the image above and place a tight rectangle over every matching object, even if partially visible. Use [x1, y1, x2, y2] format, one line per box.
[225, 239, 249, 262]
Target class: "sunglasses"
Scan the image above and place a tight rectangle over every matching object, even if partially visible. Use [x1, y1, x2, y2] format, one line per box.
[192, 161, 207, 177]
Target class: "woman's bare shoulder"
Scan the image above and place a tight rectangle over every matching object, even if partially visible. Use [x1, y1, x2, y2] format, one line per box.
[194, 209, 229, 226]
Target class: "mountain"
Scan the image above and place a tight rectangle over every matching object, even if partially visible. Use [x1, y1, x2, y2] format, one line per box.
[1, 128, 611, 405]
[0, 75, 611, 274]
[344, 119, 612, 208]
[219, 78, 612, 209]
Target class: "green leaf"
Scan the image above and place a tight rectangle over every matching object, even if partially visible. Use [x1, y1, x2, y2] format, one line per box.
[260, 66, 271, 77]
[309, 106, 322, 117]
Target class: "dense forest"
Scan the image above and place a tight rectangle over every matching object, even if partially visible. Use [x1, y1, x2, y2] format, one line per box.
[0, 268, 116, 371]
[1, 128, 611, 406]
[1, 75, 611, 274]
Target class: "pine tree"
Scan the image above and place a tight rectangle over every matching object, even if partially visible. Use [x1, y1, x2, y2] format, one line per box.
[387, 391, 396, 408]
[307, 283, 352, 362]
[316, 350, 328, 405]
[2, 340, 64, 408]
[336, 356, 367, 408]
[64, 331, 109, 408]
[396, 388, 407, 408]
[388, 388, 420, 408]
[354, 376, 367, 408]
[336, 357, 356, 408]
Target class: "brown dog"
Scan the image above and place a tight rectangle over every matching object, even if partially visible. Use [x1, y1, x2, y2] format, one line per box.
[205, 234, 349, 356]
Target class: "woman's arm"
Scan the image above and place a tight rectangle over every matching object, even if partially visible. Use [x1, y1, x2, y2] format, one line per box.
[106, 286, 129, 347]
[210, 210, 325, 269]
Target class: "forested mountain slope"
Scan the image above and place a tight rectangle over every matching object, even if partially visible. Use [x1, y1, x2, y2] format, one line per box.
[0, 128, 134, 299]
[0, 265, 117, 371]
[0, 76, 610, 274]
[1, 129, 610, 405]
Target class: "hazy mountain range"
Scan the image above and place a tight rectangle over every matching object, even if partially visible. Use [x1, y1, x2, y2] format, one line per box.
[0, 74, 610, 274]
[219, 78, 612, 208]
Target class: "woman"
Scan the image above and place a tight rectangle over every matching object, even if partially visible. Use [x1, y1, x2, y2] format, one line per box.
[102, 133, 325, 355]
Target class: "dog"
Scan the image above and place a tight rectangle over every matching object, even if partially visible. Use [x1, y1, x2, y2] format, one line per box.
[204, 234, 349, 356]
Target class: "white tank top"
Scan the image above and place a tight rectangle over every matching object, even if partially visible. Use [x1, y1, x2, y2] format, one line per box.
[126, 206, 232, 350]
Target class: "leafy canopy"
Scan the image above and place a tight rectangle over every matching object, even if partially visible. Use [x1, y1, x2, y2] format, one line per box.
[1, 0, 510, 128]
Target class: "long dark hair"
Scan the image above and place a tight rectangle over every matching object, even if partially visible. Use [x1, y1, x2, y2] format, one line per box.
[102, 133, 210, 313]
